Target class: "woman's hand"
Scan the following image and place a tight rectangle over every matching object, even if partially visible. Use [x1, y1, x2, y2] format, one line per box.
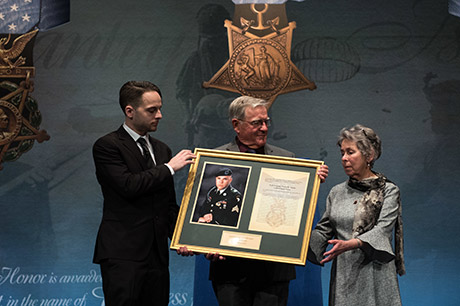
[320, 238, 361, 264]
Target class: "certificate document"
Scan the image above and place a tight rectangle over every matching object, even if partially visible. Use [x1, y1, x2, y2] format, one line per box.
[248, 168, 310, 236]
[171, 148, 323, 265]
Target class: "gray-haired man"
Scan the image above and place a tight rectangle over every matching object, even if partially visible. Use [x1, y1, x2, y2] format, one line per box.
[207, 96, 329, 306]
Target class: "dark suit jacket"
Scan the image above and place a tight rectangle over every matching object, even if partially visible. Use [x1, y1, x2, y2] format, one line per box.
[209, 140, 296, 282]
[92, 126, 178, 266]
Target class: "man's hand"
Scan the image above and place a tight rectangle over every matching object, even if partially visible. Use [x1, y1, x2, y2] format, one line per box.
[167, 150, 196, 172]
[198, 213, 213, 223]
[318, 164, 329, 183]
[205, 252, 226, 262]
[176, 246, 195, 257]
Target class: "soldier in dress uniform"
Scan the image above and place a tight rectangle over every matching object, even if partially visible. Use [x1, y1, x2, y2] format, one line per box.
[198, 168, 242, 226]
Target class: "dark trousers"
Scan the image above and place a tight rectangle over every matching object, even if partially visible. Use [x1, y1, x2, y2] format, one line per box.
[100, 248, 169, 306]
[212, 279, 290, 306]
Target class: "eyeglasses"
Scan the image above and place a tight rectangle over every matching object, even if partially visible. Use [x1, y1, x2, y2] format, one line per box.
[238, 117, 271, 128]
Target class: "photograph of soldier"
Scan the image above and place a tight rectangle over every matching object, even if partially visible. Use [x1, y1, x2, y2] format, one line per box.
[193, 164, 249, 227]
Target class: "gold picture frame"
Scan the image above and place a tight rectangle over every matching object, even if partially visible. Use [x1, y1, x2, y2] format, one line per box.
[171, 148, 323, 265]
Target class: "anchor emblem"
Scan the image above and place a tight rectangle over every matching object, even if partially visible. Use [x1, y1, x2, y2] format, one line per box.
[240, 4, 280, 34]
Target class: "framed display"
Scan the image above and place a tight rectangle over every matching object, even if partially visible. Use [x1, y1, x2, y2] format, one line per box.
[170, 148, 323, 265]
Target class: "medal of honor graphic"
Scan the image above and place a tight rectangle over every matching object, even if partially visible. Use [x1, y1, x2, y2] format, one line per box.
[0, 29, 50, 170]
[203, 3, 316, 107]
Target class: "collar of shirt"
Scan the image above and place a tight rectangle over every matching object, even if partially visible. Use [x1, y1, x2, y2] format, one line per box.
[123, 123, 147, 142]
[123, 123, 153, 156]
[217, 186, 229, 195]
[235, 137, 265, 154]
[122, 123, 175, 175]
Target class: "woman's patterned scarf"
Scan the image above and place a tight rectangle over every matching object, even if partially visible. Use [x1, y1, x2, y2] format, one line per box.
[348, 173, 406, 276]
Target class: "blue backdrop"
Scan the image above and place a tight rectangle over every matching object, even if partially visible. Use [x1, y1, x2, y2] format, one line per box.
[1, 0, 459, 305]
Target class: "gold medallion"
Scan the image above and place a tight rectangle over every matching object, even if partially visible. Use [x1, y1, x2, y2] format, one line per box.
[203, 3, 316, 107]
[0, 29, 50, 170]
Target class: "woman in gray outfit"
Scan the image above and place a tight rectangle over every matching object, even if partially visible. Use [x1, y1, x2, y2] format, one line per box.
[308, 124, 405, 306]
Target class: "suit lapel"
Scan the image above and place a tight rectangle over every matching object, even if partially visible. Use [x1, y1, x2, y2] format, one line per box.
[149, 135, 167, 164]
[264, 143, 274, 155]
[116, 126, 166, 167]
[116, 126, 148, 168]
[225, 140, 240, 152]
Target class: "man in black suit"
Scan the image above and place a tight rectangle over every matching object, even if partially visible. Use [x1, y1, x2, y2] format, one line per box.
[92, 81, 195, 306]
[207, 96, 328, 306]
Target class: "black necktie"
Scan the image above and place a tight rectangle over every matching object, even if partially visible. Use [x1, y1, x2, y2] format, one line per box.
[137, 138, 154, 168]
